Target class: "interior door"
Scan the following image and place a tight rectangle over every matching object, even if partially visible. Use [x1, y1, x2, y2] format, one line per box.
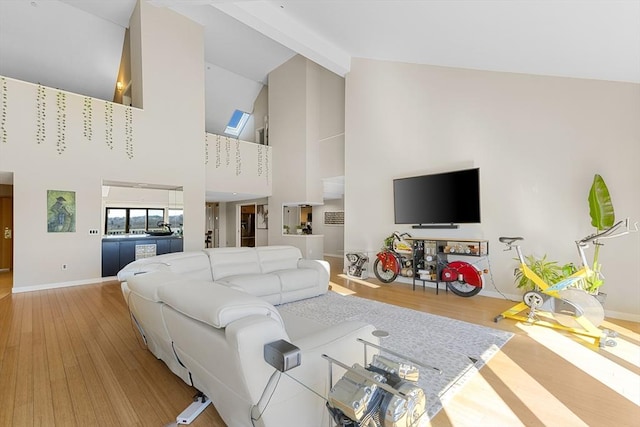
[239, 204, 256, 247]
[0, 196, 13, 271]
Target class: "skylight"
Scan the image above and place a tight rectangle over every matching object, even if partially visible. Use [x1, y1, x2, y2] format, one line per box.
[224, 110, 251, 137]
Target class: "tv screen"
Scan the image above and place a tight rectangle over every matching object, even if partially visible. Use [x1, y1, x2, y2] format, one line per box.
[393, 168, 480, 225]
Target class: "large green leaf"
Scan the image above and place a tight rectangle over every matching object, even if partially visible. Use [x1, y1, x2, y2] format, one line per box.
[588, 174, 615, 230]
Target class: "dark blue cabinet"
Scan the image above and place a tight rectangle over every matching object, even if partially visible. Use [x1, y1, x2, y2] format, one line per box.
[156, 239, 171, 255]
[101, 241, 120, 277]
[101, 236, 184, 277]
[170, 238, 183, 253]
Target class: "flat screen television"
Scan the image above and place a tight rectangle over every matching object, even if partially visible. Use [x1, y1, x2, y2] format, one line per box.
[393, 168, 480, 226]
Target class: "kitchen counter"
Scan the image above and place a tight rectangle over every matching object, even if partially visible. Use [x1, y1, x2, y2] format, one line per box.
[101, 234, 183, 277]
[102, 233, 182, 240]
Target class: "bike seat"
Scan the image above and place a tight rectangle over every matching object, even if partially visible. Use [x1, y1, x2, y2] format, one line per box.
[499, 236, 524, 244]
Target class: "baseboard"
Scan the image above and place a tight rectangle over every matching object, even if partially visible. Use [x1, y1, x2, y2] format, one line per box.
[479, 289, 640, 322]
[324, 253, 344, 258]
[600, 309, 640, 323]
[373, 275, 640, 322]
[12, 276, 115, 294]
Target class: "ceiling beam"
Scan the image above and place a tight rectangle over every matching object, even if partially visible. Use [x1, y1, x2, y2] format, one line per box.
[210, 1, 351, 77]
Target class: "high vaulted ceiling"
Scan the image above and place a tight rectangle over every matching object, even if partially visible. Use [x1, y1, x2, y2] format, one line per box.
[1, 0, 638, 139]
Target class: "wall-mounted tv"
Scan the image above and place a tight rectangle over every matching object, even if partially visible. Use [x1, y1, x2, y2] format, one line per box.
[393, 168, 480, 227]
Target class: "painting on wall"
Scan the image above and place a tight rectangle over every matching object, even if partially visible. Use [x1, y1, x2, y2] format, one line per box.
[47, 190, 76, 232]
[257, 204, 268, 229]
[324, 211, 344, 225]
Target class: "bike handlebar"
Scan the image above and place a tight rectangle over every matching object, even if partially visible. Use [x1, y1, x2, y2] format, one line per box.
[499, 217, 636, 248]
[392, 231, 412, 240]
[578, 218, 636, 244]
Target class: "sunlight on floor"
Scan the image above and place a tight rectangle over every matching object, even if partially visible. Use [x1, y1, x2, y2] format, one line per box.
[488, 351, 590, 426]
[434, 376, 525, 427]
[516, 323, 640, 405]
[601, 319, 640, 344]
[337, 274, 380, 288]
[436, 350, 588, 427]
[328, 282, 356, 296]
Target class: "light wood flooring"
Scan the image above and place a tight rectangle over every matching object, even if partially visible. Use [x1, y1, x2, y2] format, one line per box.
[0, 257, 638, 426]
[0, 270, 11, 301]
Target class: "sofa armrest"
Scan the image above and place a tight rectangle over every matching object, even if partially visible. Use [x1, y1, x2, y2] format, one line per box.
[289, 321, 378, 384]
[125, 270, 183, 302]
[159, 280, 284, 329]
[117, 261, 171, 282]
[254, 321, 379, 425]
[297, 259, 330, 287]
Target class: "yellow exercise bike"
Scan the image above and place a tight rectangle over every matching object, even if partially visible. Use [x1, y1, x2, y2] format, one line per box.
[495, 219, 635, 348]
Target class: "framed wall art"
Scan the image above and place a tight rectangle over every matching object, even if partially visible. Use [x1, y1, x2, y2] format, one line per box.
[47, 190, 76, 232]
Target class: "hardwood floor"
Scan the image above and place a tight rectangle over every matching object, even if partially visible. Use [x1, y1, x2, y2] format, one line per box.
[0, 270, 11, 300]
[0, 257, 638, 426]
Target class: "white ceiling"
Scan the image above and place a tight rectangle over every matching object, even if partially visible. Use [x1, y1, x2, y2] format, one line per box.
[2, 1, 637, 91]
[1, 0, 638, 200]
[0, 0, 296, 136]
[0, 0, 129, 101]
[212, 0, 640, 83]
[1, 0, 637, 126]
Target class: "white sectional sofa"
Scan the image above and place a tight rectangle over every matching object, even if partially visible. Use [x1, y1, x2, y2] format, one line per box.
[118, 246, 379, 427]
[118, 245, 330, 305]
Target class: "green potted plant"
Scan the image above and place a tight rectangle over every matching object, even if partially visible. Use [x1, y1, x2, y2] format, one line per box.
[296, 224, 303, 234]
[583, 174, 615, 295]
[283, 225, 290, 234]
[514, 254, 575, 291]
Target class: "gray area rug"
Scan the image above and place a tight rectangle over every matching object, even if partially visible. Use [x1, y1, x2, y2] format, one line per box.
[277, 291, 513, 421]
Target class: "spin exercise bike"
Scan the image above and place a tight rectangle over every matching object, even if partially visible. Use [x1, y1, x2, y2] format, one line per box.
[495, 219, 635, 348]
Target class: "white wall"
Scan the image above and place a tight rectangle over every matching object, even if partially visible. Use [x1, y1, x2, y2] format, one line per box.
[267, 55, 317, 256]
[345, 58, 640, 320]
[0, 3, 205, 289]
[246, 85, 269, 143]
[267, 55, 345, 260]
[314, 199, 344, 257]
[204, 133, 272, 196]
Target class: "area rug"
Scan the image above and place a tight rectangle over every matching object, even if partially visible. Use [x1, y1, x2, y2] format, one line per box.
[277, 291, 513, 421]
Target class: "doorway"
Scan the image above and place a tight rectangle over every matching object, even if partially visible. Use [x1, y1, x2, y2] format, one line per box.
[0, 172, 14, 298]
[205, 202, 220, 248]
[238, 204, 256, 247]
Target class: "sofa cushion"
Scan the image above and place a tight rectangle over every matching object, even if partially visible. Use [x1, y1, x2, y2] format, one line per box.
[126, 270, 183, 302]
[278, 310, 328, 340]
[256, 245, 302, 273]
[159, 280, 283, 329]
[216, 273, 282, 298]
[204, 248, 261, 280]
[117, 251, 212, 282]
[273, 269, 319, 292]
